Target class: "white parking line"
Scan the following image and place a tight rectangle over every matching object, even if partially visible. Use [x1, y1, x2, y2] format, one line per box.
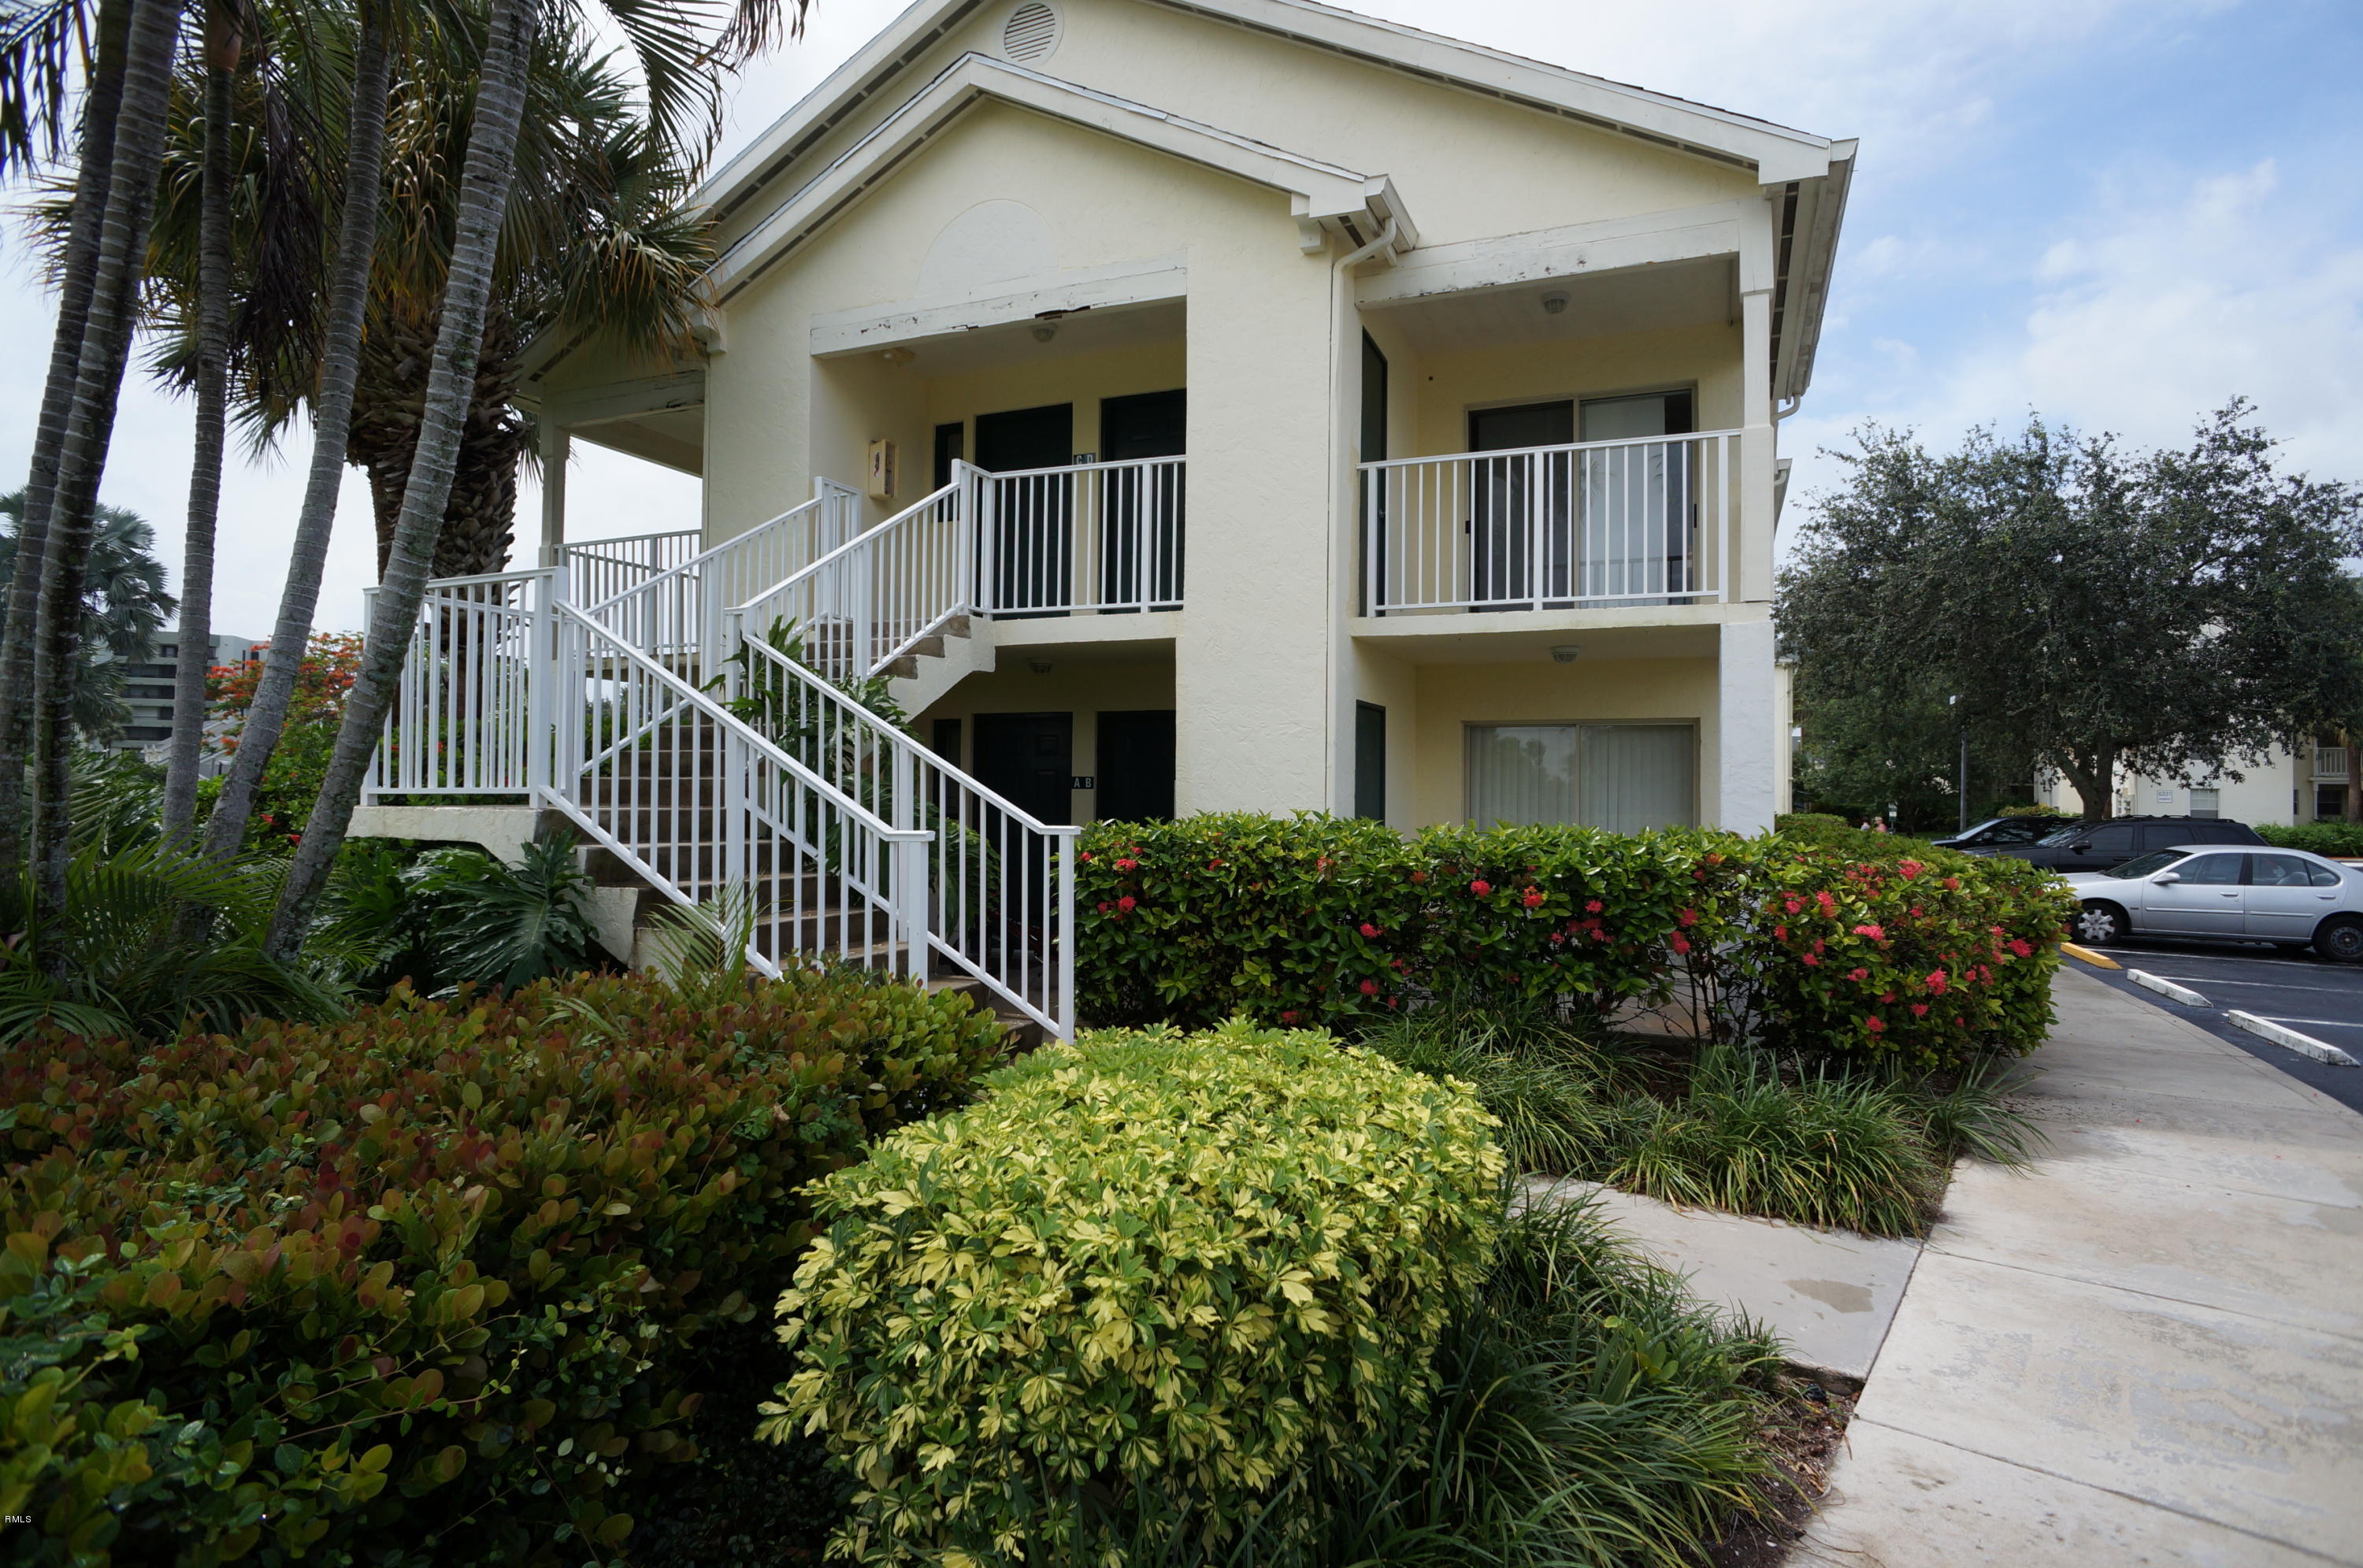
[2261, 1017, 2363, 1032]
[2157, 976, 2363, 996]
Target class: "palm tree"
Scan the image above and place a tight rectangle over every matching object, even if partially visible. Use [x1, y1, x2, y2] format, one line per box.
[28, 0, 189, 956]
[0, 494, 176, 744]
[0, 0, 128, 869]
[135, 0, 712, 855]
[159, 0, 243, 840]
[267, 0, 807, 954]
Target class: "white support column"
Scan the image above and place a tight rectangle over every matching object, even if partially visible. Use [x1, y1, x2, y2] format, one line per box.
[1737, 195, 1779, 606]
[1719, 615, 1779, 833]
[538, 424, 570, 568]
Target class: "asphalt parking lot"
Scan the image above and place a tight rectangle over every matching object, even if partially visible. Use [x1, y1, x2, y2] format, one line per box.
[2073, 935, 2363, 1114]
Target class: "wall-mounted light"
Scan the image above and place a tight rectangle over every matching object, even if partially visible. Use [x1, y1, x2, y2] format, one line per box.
[879, 347, 915, 366]
[1549, 645, 1582, 664]
[1541, 291, 1570, 316]
[1030, 324, 1058, 343]
[1027, 657, 1053, 675]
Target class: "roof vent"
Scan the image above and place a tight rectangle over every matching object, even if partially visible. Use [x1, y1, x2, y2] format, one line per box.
[1000, 2, 1060, 62]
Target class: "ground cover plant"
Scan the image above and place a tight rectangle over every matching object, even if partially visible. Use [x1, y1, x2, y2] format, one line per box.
[1076, 814, 2075, 1069]
[0, 966, 1007, 1564]
[764, 1020, 1506, 1567]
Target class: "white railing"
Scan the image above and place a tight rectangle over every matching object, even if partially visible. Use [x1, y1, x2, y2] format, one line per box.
[589, 479, 862, 670]
[980, 454, 1185, 615]
[2317, 746, 2353, 784]
[733, 636, 1076, 1036]
[1359, 431, 1735, 613]
[561, 528, 701, 610]
[732, 469, 978, 682]
[363, 567, 555, 799]
[544, 603, 933, 981]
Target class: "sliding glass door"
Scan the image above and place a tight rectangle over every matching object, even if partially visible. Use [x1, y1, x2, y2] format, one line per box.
[1466, 722, 1697, 833]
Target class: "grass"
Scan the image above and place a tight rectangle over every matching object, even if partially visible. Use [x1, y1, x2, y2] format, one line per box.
[1067, 1194, 1790, 1568]
[1357, 999, 2044, 1239]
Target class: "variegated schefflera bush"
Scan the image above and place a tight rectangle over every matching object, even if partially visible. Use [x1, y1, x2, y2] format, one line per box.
[0, 968, 1007, 1566]
[765, 1020, 1507, 1568]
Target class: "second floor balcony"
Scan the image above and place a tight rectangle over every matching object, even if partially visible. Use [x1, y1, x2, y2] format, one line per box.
[1358, 429, 1738, 617]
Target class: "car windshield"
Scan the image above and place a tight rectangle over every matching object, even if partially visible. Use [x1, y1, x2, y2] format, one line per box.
[2105, 850, 2190, 880]
[2038, 823, 2088, 846]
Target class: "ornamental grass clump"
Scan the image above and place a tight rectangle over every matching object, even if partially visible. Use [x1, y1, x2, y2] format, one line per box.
[765, 1019, 1506, 1568]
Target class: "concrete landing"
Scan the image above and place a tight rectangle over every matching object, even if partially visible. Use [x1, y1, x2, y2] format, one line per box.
[1798, 967, 2363, 1568]
[1521, 1177, 1922, 1381]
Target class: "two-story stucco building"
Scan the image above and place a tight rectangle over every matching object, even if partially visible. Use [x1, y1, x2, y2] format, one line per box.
[521, 0, 1854, 841]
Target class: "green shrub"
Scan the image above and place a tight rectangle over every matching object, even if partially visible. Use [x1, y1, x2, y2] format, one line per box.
[2258, 820, 2363, 857]
[0, 967, 1007, 1564]
[1078, 817, 2075, 1066]
[765, 1019, 1506, 1567]
[1697, 843, 2072, 1066]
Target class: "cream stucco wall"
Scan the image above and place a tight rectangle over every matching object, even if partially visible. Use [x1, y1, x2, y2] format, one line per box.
[1400, 321, 1745, 457]
[708, 0, 1760, 260]
[1408, 657, 1721, 829]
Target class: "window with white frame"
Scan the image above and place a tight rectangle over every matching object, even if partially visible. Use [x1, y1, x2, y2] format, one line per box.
[1467, 722, 1696, 834]
[2188, 786, 2220, 819]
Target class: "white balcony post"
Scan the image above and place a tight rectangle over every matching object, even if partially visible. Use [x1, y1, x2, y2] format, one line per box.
[1056, 828, 1077, 1040]
[527, 568, 558, 798]
[975, 468, 997, 617]
[538, 425, 569, 570]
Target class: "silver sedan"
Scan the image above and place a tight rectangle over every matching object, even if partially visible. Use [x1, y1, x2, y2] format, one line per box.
[2066, 845, 2363, 962]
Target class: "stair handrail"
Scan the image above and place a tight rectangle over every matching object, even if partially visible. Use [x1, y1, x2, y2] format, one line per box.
[584, 478, 862, 669]
[728, 464, 979, 683]
[544, 602, 933, 980]
[730, 630, 1077, 1037]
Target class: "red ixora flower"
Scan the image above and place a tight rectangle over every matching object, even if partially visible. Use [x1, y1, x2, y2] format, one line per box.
[1359, 922, 1382, 938]
[1671, 933, 1692, 955]
[1095, 901, 1110, 913]
[1802, 953, 1821, 966]
[1078, 851, 1093, 862]
[2007, 938, 2034, 958]
[1864, 1015, 1886, 1033]
[1816, 891, 1838, 915]
[1942, 876, 1961, 891]
[1585, 899, 1604, 914]
[1848, 967, 1870, 982]
[1774, 924, 1788, 940]
[1899, 859, 1924, 879]
[1359, 979, 1379, 995]
[1280, 1010, 1299, 1024]
[1911, 1003, 1930, 1017]
[1116, 895, 1137, 911]
[1523, 891, 1546, 908]
[1678, 907, 1697, 927]
[1852, 923, 1885, 940]
[1114, 858, 1139, 872]
[1470, 879, 1493, 896]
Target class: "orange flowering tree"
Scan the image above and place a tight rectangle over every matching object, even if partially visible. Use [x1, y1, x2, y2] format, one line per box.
[205, 632, 362, 851]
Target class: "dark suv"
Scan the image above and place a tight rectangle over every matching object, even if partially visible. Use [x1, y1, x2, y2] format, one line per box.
[1980, 815, 2264, 872]
[1931, 816, 2083, 852]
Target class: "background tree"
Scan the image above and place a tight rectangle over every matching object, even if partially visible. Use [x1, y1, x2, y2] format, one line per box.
[1780, 405, 2363, 820]
[1792, 677, 2038, 830]
[0, 493, 174, 745]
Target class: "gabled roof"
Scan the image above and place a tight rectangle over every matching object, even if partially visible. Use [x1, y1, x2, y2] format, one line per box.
[705, 52, 1419, 301]
[702, 0, 1850, 228]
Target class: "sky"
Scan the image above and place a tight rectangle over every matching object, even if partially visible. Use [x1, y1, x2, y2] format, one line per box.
[3, 0, 2359, 640]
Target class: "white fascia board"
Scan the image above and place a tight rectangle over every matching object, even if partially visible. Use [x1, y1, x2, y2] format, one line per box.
[1356, 201, 1742, 307]
[707, 54, 1388, 302]
[811, 253, 1189, 354]
[699, 0, 996, 224]
[534, 369, 707, 427]
[1776, 143, 1854, 402]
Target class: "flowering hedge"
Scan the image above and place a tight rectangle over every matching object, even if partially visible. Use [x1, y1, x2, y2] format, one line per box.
[0, 968, 1006, 1564]
[1075, 815, 2074, 1066]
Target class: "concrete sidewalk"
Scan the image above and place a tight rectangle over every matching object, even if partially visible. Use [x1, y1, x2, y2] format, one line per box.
[1799, 967, 2363, 1567]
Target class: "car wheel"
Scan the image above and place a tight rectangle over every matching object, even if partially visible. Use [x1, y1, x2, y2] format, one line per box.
[2075, 901, 2130, 946]
[2316, 916, 2363, 965]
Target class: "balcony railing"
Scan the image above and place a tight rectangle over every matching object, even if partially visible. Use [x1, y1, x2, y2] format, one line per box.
[1359, 431, 1736, 614]
[979, 454, 1185, 616]
[2318, 746, 2354, 784]
[560, 528, 702, 608]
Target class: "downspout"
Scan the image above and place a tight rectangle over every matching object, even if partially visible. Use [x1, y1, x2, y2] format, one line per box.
[1336, 217, 1400, 275]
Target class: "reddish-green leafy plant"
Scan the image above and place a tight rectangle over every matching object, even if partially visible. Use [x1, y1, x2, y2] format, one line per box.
[202, 632, 362, 851]
[0, 967, 1007, 1563]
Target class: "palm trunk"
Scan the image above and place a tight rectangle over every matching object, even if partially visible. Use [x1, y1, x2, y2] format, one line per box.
[28, 0, 189, 954]
[162, 2, 238, 843]
[202, 8, 393, 861]
[351, 301, 530, 580]
[268, 0, 541, 955]
[0, 0, 132, 866]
